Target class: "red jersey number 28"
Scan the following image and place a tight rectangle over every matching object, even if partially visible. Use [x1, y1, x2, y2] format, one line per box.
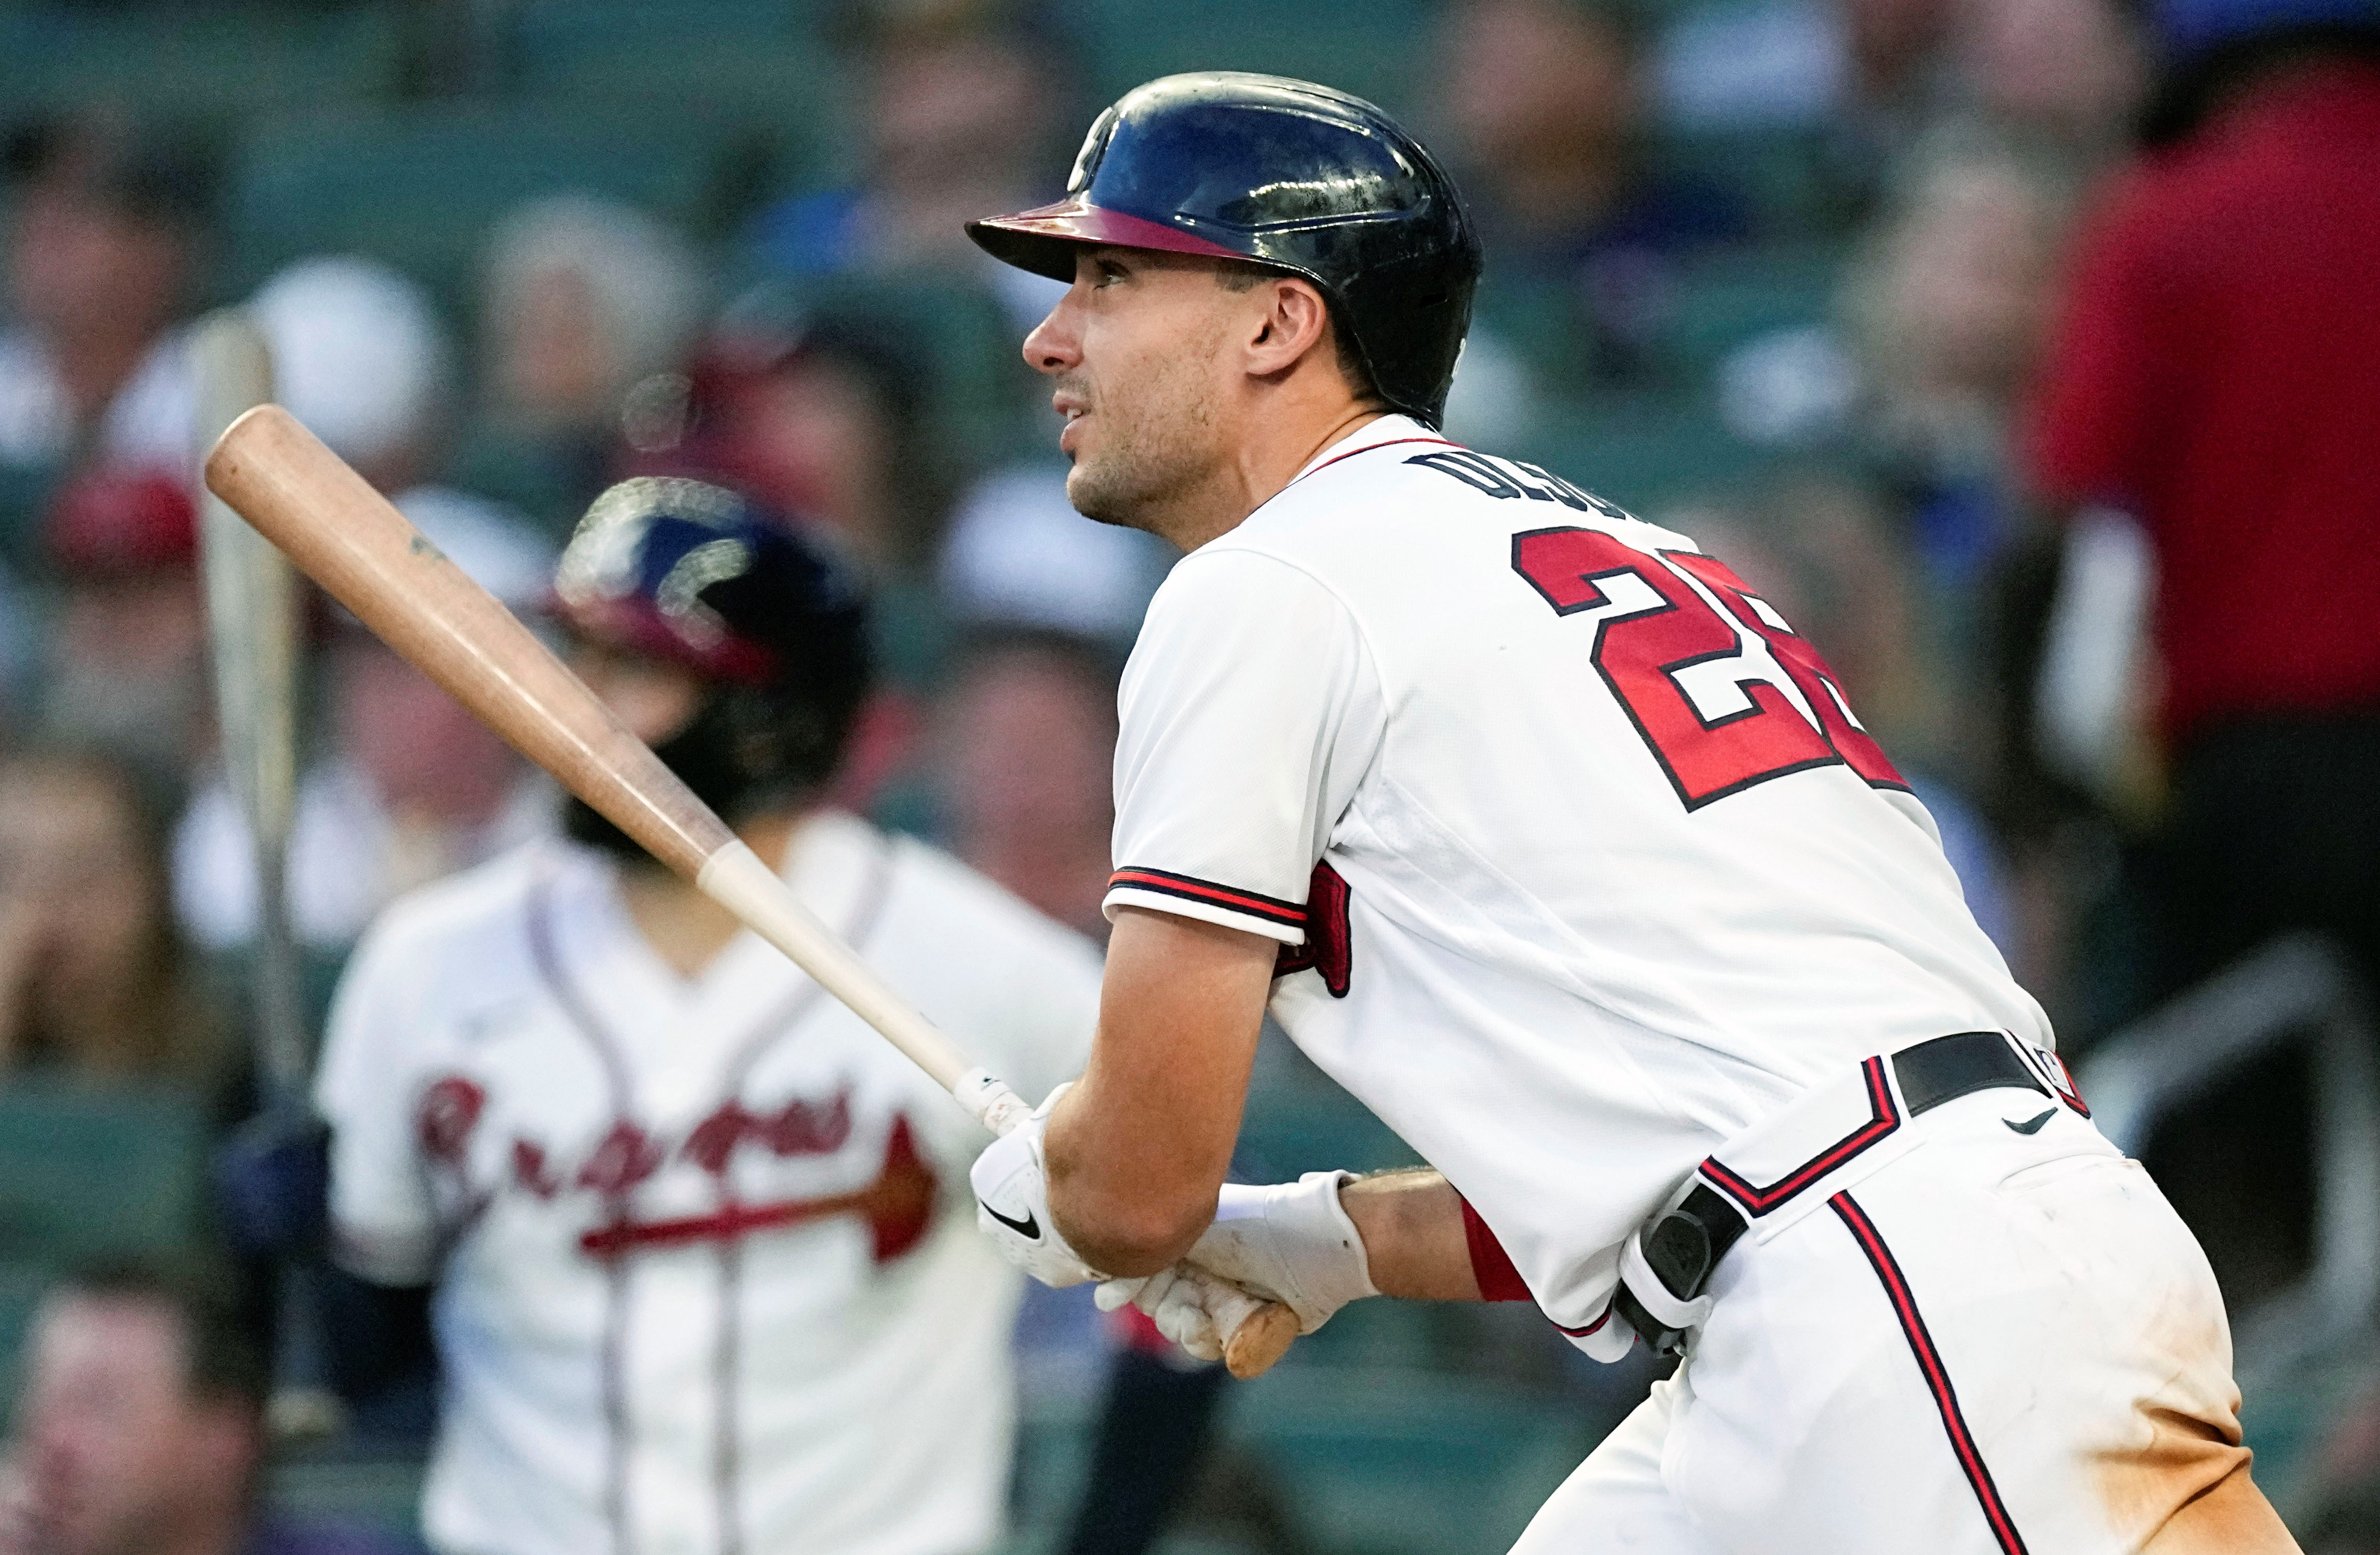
[1510, 526, 1907, 810]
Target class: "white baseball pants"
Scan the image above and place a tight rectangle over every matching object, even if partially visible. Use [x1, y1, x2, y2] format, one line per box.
[1512, 1088, 2300, 1554]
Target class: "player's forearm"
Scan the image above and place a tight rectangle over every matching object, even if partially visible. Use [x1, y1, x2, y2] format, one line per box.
[1339, 1169, 1483, 1301]
[1046, 1071, 1222, 1275]
[1045, 908, 1274, 1277]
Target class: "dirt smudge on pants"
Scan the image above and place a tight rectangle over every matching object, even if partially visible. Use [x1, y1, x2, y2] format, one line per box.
[2100, 1401, 2301, 1553]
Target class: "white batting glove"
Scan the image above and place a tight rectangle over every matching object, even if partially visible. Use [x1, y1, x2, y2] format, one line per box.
[1099, 1171, 1378, 1340]
[969, 1083, 1102, 1288]
[1096, 1261, 1256, 1361]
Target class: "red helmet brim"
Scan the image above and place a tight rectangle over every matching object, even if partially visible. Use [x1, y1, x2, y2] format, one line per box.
[965, 199, 1249, 283]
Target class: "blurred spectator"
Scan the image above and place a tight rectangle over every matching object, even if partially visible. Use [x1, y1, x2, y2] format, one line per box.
[1438, 0, 1752, 391]
[937, 465, 1171, 652]
[1656, 0, 1854, 132]
[175, 491, 555, 953]
[701, 300, 960, 588]
[745, 0, 1075, 331]
[0, 749, 220, 1089]
[626, 294, 983, 823]
[2021, 0, 2380, 1002]
[1846, 139, 2074, 587]
[1960, 0, 2149, 164]
[245, 258, 449, 500]
[1836, 0, 1970, 158]
[458, 195, 705, 538]
[36, 467, 209, 778]
[2019, 0, 2380, 1312]
[0, 1259, 412, 1555]
[0, 118, 211, 560]
[1724, 139, 2075, 590]
[936, 629, 1122, 938]
[1660, 0, 2139, 184]
[175, 258, 556, 953]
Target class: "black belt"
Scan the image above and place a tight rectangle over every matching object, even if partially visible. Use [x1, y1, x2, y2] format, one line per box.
[1615, 1031, 2048, 1356]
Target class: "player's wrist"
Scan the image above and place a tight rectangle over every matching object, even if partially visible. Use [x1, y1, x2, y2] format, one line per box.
[970, 1083, 1102, 1289]
[1193, 1170, 1378, 1332]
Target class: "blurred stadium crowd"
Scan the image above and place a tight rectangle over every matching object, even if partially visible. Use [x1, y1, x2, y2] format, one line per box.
[0, 0, 2374, 1550]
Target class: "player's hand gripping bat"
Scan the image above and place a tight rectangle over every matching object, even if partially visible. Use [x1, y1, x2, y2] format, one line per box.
[205, 405, 1300, 1379]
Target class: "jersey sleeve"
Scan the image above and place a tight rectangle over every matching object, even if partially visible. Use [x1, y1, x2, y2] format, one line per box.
[314, 919, 438, 1286]
[1106, 548, 1385, 944]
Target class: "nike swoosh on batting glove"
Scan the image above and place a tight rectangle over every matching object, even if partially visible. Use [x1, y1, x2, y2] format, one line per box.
[969, 1083, 1101, 1288]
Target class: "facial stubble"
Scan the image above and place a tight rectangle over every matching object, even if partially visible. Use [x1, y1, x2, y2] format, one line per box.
[1061, 323, 1231, 534]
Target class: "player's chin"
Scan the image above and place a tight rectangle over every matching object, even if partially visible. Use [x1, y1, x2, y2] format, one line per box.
[1064, 457, 1133, 529]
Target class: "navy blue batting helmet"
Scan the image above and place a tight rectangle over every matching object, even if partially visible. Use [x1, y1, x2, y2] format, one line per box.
[967, 72, 1482, 428]
[554, 477, 871, 816]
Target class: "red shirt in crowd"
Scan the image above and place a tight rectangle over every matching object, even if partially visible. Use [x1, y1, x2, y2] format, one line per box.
[2024, 62, 2380, 744]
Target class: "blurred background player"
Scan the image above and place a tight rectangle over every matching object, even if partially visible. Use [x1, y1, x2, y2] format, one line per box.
[2026, 0, 2380, 1026]
[2017, 0, 2380, 1321]
[312, 478, 1099, 1555]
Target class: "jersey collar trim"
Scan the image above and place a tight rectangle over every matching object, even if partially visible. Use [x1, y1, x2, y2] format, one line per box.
[1285, 414, 1459, 489]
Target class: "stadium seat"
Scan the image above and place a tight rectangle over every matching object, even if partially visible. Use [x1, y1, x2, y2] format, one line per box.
[1520, 396, 1776, 515]
[1060, 0, 1432, 117]
[0, 4, 405, 123]
[507, 0, 846, 193]
[0, 1080, 213, 1409]
[510, 0, 817, 70]
[1654, 240, 1847, 376]
[222, 103, 741, 316]
[1655, 125, 1859, 238]
[266, 1447, 432, 1540]
[1222, 1368, 1597, 1555]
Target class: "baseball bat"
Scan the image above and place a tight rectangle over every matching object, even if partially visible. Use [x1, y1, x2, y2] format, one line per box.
[194, 314, 353, 1443]
[192, 311, 309, 1107]
[204, 405, 1299, 1379]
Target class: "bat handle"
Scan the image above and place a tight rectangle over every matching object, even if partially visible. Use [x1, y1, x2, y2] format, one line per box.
[953, 1067, 1036, 1136]
[960, 1069, 1302, 1373]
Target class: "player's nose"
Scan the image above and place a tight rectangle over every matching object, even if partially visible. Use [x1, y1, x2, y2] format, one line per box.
[1022, 292, 1081, 376]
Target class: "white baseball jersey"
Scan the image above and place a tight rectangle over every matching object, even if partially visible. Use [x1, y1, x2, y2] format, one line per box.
[318, 811, 1100, 1555]
[1103, 414, 2052, 1345]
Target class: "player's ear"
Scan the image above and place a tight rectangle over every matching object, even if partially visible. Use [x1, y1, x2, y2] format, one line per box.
[1242, 277, 1334, 380]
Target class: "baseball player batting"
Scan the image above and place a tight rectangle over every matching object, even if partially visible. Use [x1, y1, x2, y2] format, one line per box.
[962, 73, 2301, 1553]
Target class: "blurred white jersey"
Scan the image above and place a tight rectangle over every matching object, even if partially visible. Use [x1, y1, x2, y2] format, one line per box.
[319, 812, 1100, 1555]
[1103, 416, 2050, 1345]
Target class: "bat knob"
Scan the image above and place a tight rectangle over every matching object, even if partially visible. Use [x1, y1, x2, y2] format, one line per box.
[1222, 1297, 1302, 1379]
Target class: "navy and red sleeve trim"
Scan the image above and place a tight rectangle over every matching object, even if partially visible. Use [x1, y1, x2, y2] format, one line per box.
[1460, 1195, 1532, 1303]
[1106, 866, 1307, 931]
